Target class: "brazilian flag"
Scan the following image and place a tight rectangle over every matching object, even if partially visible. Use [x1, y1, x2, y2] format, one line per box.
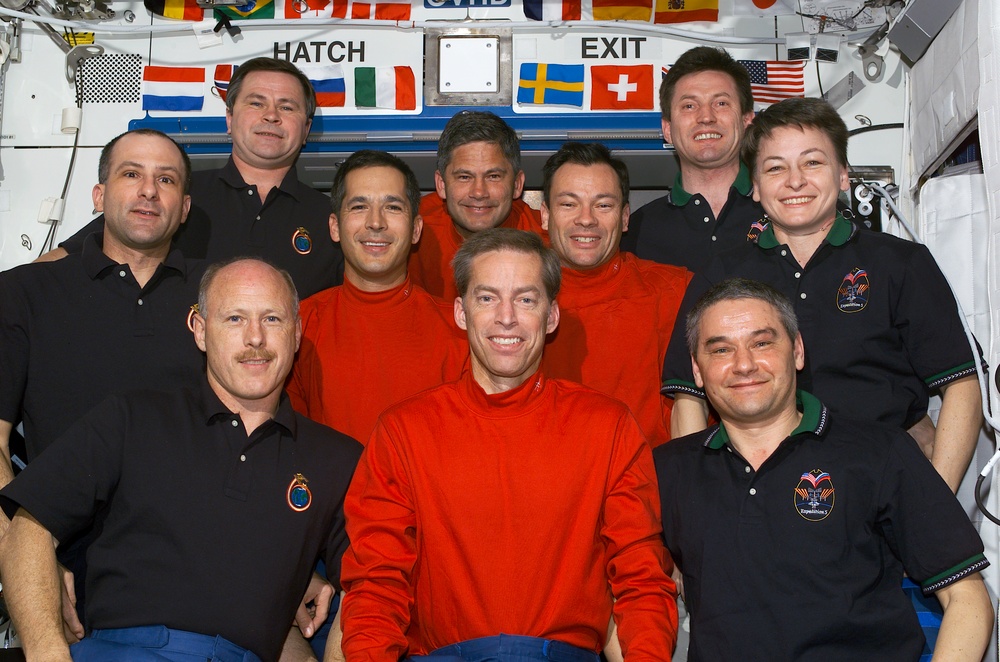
[214, 0, 273, 20]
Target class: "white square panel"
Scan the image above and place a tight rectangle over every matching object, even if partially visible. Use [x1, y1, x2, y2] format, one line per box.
[439, 36, 499, 94]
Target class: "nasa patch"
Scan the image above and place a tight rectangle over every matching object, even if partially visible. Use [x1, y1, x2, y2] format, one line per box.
[292, 227, 312, 255]
[747, 218, 769, 242]
[794, 469, 835, 521]
[836, 267, 869, 313]
[287, 472, 312, 512]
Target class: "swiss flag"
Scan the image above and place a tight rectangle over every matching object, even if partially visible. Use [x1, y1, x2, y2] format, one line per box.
[590, 64, 654, 111]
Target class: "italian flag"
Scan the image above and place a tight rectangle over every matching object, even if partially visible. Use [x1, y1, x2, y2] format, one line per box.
[355, 66, 416, 111]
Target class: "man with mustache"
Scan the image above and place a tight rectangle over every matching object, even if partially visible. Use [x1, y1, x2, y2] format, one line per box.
[0, 129, 206, 632]
[0, 257, 361, 662]
[409, 111, 546, 301]
[46, 57, 344, 299]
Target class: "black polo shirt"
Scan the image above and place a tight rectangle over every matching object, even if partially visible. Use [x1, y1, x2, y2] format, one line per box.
[0, 233, 204, 460]
[620, 163, 766, 273]
[0, 381, 362, 662]
[654, 391, 988, 662]
[60, 158, 344, 298]
[662, 215, 979, 429]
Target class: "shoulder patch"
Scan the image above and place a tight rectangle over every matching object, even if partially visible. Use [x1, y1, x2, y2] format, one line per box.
[836, 267, 869, 313]
[292, 227, 313, 255]
[747, 218, 769, 242]
[794, 469, 835, 521]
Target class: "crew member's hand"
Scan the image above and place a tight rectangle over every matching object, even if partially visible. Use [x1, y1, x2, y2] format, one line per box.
[295, 573, 332, 638]
[59, 564, 83, 643]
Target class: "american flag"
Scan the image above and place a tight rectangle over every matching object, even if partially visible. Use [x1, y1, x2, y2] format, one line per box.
[737, 60, 806, 105]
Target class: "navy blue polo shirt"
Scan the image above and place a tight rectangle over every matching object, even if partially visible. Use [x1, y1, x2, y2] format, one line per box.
[620, 163, 766, 274]
[654, 391, 988, 661]
[0, 380, 362, 662]
[0, 233, 204, 460]
[662, 215, 980, 429]
[60, 158, 344, 298]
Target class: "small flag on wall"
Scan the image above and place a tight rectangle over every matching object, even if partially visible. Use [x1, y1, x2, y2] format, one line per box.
[590, 64, 653, 110]
[523, 0, 652, 21]
[731, 0, 796, 16]
[213, 64, 237, 103]
[653, 0, 717, 23]
[522, 0, 575, 20]
[214, 0, 274, 19]
[355, 66, 416, 110]
[337, 0, 410, 19]
[517, 63, 585, 107]
[301, 64, 346, 107]
[283, 0, 336, 18]
[142, 66, 205, 112]
[737, 60, 806, 105]
[144, 0, 203, 21]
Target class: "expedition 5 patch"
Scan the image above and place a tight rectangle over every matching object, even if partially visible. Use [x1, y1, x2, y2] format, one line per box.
[794, 469, 835, 521]
[836, 267, 869, 313]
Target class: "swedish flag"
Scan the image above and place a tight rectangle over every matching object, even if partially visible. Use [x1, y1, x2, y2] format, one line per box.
[517, 63, 584, 107]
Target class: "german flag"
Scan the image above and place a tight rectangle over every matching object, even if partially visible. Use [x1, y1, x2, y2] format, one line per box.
[145, 0, 203, 21]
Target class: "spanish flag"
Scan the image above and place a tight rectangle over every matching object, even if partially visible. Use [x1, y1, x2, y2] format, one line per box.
[653, 0, 717, 23]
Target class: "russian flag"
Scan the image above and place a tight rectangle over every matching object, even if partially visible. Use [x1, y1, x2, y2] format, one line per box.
[142, 66, 205, 112]
[301, 64, 346, 107]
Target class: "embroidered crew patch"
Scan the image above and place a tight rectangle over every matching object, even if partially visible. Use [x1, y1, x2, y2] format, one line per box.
[836, 267, 869, 313]
[747, 219, 769, 242]
[287, 473, 312, 512]
[794, 469, 835, 521]
[292, 227, 312, 255]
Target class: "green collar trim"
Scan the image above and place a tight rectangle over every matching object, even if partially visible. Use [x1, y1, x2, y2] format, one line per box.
[671, 162, 751, 206]
[706, 390, 827, 449]
[756, 212, 853, 250]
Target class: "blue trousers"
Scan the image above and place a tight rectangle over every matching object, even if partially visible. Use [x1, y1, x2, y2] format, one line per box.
[70, 625, 261, 662]
[408, 634, 601, 662]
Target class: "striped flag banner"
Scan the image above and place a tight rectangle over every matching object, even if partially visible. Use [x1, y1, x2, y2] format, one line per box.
[336, 0, 410, 19]
[653, 0, 717, 23]
[301, 64, 346, 107]
[738, 59, 805, 105]
[524, 0, 652, 21]
[142, 66, 205, 112]
[144, 0, 203, 21]
[213, 64, 237, 102]
[355, 66, 416, 110]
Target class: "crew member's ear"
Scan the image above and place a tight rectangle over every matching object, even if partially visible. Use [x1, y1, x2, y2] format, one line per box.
[454, 297, 468, 330]
[329, 214, 341, 243]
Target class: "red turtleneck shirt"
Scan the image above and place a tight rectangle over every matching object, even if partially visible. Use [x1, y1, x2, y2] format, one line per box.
[543, 252, 691, 447]
[287, 276, 467, 444]
[340, 369, 677, 660]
